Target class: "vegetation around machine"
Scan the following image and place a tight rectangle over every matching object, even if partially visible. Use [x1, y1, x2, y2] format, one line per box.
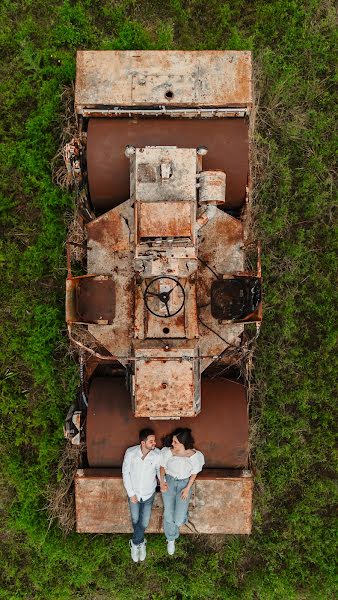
[0, 1, 336, 599]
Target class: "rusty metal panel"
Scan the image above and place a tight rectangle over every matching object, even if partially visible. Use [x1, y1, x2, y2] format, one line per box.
[75, 51, 252, 110]
[86, 377, 248, 469]
[87, 118, 249, 211]
[138, 201, 192, 239]
[66, 276, 115, 325]
[86, 208, 131, 252]
[76, 277, 115, 324]
[131, 73, 196, 105]
[75, 469, 252, 534]
[75, 469, 162, 534]
[134, 348, 199, 418]
[65, 278, 77, 323]
[86, 200, 134, 365]
[188, 474, 252, 534]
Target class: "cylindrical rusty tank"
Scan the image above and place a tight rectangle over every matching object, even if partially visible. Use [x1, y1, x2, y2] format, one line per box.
[86, 377, 248, 469]
[199, 170, 226, 205]
[86, 117, 248, 211]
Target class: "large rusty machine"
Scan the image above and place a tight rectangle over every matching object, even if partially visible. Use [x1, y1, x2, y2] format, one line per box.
[64, 51, 262, 534]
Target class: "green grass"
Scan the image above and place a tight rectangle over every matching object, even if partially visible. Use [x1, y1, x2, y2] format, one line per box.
[0, 1, 337, 598]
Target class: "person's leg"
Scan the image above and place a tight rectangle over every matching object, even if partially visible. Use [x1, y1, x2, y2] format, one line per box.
[137, 493, 155, 561]
[173, 477, 192, 535]
[128, 499, 141, 561]
[138, 493, 155, 541]
[162, 476, 180, 542]
[128, 498, 143, 545]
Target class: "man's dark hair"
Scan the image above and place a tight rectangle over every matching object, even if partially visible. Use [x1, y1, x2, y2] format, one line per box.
[139, 428, 155, 443]
[164, 427, 195, 450]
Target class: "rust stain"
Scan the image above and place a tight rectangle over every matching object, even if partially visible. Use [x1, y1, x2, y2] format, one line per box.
[214, 213, 242, 246]
[138, 201, 192, 239]
[87, 210, 130, 251]
[137, 163, 157, 183]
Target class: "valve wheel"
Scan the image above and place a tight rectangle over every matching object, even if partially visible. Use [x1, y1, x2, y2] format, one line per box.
[144, 277, 185, 318]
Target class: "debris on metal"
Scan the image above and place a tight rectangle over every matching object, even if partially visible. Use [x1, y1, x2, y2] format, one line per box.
[63, 139, 82, 188]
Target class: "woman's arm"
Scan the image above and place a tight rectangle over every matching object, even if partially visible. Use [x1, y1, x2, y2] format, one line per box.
[160, 466, 168, 492]
[181, 473, 197, 500]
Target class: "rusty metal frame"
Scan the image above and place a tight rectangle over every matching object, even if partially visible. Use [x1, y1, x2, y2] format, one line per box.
[75, 50, 253, 112]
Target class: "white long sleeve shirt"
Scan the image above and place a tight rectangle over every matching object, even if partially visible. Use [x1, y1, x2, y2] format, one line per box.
[122, 445, 160, 501]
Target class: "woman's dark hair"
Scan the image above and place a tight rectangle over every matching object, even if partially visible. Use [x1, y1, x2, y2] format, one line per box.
[139, 428, 155, 443]
[164, 428, 194, 450]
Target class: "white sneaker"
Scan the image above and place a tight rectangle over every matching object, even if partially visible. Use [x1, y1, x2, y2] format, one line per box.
[167, 540, 175, 556]
[129, 540, 139, 562]
[138, 540, 147, 562]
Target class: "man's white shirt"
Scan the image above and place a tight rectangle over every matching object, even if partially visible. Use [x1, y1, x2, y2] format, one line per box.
[122, 445, 160, 501]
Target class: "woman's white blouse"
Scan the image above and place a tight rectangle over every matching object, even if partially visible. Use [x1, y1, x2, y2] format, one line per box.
[160, 447, 205, 480]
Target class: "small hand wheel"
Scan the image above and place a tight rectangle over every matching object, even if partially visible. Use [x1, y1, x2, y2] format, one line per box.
[144, 277, 185, 318]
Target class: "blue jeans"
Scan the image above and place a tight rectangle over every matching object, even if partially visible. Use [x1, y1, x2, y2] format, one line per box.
[128, 493, 155, 545]
[162, 475, 192, 542]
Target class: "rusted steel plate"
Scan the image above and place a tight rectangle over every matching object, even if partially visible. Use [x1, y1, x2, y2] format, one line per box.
[87, 118, 248, 210]
[75, 469, 162, 534]
[75, 51, 252, 110]
[75, 469, 252, 534]
[87, 208, 131, 252]
[134, 356, 196, 418]
[87, 377, 248, 468]
[76, 277, 115, 324]
[138, 201, 192, 239]
[66, 276, 115, 324]
[132, 347, 199, 418]
[86, 200, 134, 365]
[187, 474, 252, 534]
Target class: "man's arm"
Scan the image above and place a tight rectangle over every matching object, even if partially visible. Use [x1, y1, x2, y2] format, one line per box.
[122, 449, 138, 502]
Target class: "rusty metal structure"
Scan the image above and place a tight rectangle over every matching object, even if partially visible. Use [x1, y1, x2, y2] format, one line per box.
[64, 51, 262, 534]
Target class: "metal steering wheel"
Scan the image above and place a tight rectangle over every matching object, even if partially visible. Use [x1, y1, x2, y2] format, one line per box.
[144, 277, 185, 318]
